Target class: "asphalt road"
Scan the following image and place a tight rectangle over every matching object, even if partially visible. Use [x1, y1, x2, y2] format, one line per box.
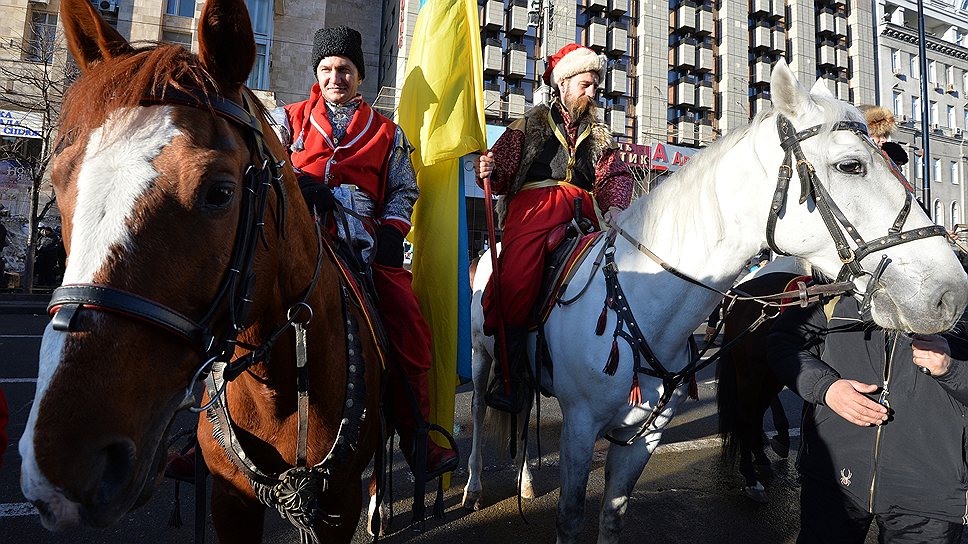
[0, 311, 890, 544]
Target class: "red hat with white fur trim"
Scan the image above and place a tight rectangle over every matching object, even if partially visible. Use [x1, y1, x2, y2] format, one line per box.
[542, 44, 606, 90]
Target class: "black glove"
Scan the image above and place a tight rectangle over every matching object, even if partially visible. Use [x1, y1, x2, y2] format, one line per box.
[297, 173, 337, 214]
[373, 224, 405, 268]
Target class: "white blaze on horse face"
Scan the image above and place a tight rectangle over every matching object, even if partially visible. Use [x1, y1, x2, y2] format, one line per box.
[63, 106, 181, 284]
[20, 106, 180, 529]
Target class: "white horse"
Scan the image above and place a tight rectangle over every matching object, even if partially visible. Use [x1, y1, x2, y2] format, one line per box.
[463, 60, 968, 543]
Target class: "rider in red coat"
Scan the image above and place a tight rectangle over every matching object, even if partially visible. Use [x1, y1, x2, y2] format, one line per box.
[474, 44, 634, 412]
[271, 26, 456, 478]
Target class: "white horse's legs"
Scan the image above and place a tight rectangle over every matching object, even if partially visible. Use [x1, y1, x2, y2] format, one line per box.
[596, 435, 658, 544]
[514, 413, 535, 500]
[462, 344, 492, 510]
[556, 410, 598, 544]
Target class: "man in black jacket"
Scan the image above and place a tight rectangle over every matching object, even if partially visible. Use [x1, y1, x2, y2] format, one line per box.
[769, 295, 968, 543]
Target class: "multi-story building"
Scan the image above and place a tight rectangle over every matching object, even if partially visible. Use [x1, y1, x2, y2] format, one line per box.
[876, 0, 968, 230]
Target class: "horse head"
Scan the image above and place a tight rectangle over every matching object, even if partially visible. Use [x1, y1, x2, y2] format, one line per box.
[20, 0, 314, 530]
[750, 60, 967, 333]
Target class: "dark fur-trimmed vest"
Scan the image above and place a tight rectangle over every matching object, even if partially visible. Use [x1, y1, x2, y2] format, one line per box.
[497, 102, 615, 224]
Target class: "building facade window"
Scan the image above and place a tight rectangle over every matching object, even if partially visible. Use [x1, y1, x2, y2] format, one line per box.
[915, 153, 922, 178]
[245, 0, 272, 90]
[929, 60, 937, 84]
[911, 54, 919, 78]
[935, 199, 945, 227]
[953, 201, 961, 225]
[893, 91, 903, 116]
[162, 31, 192, 49]
[26, 11, 57, 63]
[930, 100, 938, 124]
[948, 105, 956, 128]
[166, 0, 195, 17]
[912, 96, 921, 121]
[890, 48, 900, 73]
[934, 158, 942, 182]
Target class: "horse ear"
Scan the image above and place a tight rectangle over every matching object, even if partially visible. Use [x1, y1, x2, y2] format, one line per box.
[197, 0, 257, 91]
[769, 59, 813, 119]
[809, 78, 836, 100]
[59, 0, 133, 71]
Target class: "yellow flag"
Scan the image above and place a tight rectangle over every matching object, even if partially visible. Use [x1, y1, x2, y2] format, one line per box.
[397, 0, 487, 488]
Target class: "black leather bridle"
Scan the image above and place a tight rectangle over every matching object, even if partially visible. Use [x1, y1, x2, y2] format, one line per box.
[47, 87, 301, 374]
[766, 113, 946, 284]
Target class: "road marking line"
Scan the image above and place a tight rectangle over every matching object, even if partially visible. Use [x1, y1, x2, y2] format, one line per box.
[0, 335, 43, 338]
[0, 502, 37, 517]
[655, 428, 800, 455]
[0, 378, 37, 383]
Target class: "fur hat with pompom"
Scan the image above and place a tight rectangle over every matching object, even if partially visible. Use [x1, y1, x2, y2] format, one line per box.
[541, 44, 605, 91]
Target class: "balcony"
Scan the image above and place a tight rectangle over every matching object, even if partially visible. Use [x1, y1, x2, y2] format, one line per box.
[505, 45, 527, 79]
[606, 24, 628, 55]
[676, 120, 697, 144]
[818, 44, 836, 67]
[818, 12, 835, 35]
[751, 26, 771, 51]
[506, 91, 526, 118]
[482, 0, 503, 31]
[697, 86, 714, 109]
[608, 108, 625, 135]
[605, 64, 627, 96]
[697, 46, 714, 72]
[769, 0, 785, 20]
[836, 81, 849, 100]
[836, 48, 847, 68]
[696, 9, 714, 36]
[752, 96, 771, 116]
[699, 124, 716, 142]
[676, 43, 696, 69]
[587, 0, 607, 11]
[677, 81, 696, 105]
[607, 0, 628, 17]
[675, 5, 696, 32]
[751, 0, 770, 18]
[483, 42, 502, 74]
[587, 18, 607, 50]
[753, 61, 771, 85]
[484, 86, 501, 117]
[506, 0, 528, 35]
[772, 29, 786, 54]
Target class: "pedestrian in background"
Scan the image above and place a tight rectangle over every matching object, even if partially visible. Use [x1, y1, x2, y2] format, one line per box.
[858, 105, 909, 167]
[769, 294, 968, 543]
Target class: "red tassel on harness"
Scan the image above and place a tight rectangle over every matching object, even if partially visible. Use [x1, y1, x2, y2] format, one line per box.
[628, 374, 642, 406]
[595, 305, 608, 336]
[688, 374, 699, 400]
[602, 339, 619, 375]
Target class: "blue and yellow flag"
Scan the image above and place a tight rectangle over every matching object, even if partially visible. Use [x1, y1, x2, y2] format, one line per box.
[397, 0, 487, 487]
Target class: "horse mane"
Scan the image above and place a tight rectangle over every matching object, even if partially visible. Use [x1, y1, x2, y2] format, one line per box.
[57, 43, 247, 149]
[618, 93, 858, 259]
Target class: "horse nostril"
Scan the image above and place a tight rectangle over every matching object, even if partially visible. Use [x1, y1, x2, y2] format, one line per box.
[938, 289, 965, 325]
[92, 439, 135, 506]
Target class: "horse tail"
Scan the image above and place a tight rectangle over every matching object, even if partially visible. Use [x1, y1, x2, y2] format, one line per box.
[716, 342, 741, 466]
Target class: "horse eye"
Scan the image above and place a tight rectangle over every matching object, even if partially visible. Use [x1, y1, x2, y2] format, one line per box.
[203, 182, 235, 209]
[836, 160, 865, 175]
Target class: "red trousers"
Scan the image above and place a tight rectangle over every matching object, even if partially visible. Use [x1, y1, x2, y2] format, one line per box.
[372, 264, 433, 434]
[483, 185, 598, 334]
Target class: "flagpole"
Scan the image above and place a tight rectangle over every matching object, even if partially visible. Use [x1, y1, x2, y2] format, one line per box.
[481, 176, 511, 395]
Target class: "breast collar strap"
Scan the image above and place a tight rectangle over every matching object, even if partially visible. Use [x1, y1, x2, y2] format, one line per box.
[766, 113, 946, 283]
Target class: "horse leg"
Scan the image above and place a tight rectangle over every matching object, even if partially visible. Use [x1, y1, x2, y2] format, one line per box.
[210, 475, 265, 544]
[514, 409, 535, 500]
[556, 411, 597, 544]
[462, 344, 492, 510]
[597, 436, 657, 544]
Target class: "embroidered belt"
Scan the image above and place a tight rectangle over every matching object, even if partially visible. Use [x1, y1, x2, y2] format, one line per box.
[518, 179, 604, 223]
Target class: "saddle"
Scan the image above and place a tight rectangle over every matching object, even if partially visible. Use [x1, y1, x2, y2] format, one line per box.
[532, 224, 604, 327]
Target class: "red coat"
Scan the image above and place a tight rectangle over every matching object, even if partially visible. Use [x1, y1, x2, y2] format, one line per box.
[284, 85, 397, 212]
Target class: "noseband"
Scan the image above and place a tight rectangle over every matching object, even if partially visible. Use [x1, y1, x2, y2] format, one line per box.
[765, 113, 946, 284]
[48, 87, 301, 368]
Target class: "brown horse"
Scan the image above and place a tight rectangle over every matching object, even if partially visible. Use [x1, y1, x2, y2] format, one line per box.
[716, 270, 799, 503]
[18, 0, 380, 542]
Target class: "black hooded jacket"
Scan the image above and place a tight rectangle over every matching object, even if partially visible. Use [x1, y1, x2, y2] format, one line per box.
[769, 295, 968, 524]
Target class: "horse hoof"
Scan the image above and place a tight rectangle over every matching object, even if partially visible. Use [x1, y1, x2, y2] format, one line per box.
[462, 489, 482, 511]
[520, 481, 535, 500]
[770, 437, 790, 458]
[743, 483, 769, 504]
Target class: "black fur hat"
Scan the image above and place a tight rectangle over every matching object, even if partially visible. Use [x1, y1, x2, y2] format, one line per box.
[311, 26, 365, 80]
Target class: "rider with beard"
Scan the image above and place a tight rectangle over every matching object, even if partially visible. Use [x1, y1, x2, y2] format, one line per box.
[474, 44, 633, 412]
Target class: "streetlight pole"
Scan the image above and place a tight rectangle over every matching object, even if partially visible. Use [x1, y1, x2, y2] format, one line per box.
[917, 0, 932, 207]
